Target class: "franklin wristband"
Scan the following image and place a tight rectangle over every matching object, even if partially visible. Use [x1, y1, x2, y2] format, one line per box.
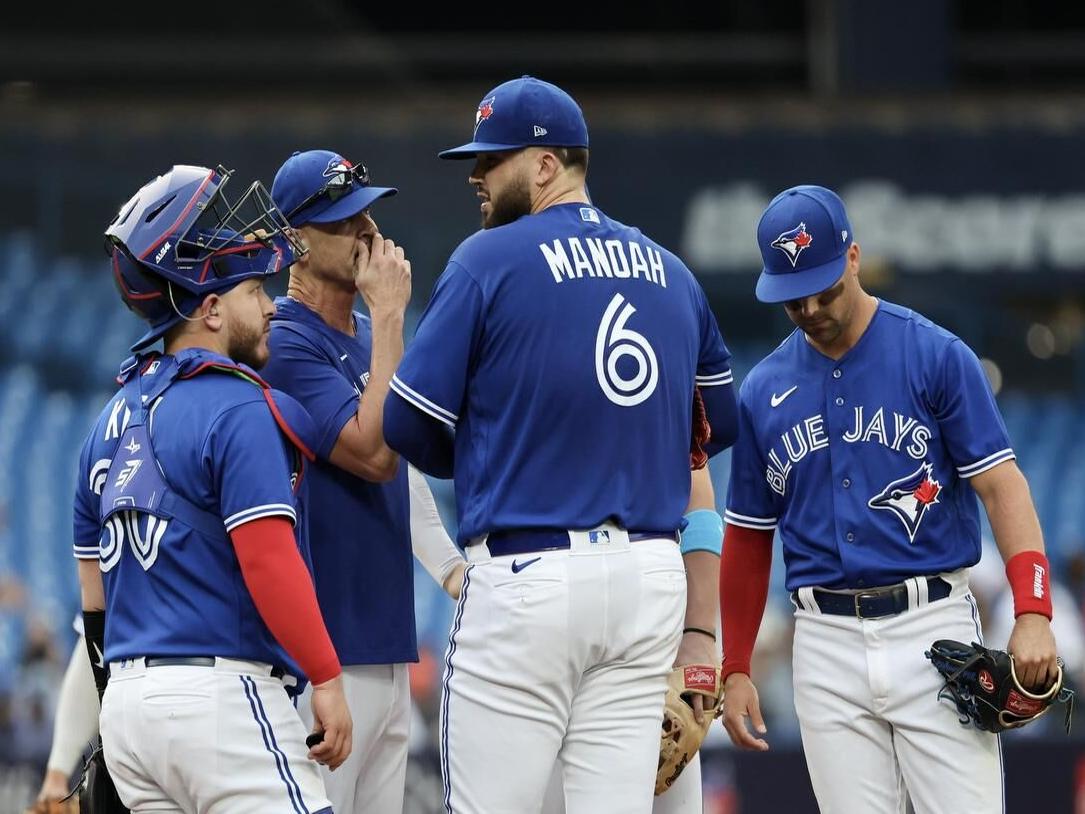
[1006, 550, 1053, 619]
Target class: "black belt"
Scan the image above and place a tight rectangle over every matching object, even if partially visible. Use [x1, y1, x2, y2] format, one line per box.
[145, 656, 286, 679]
[794, 576, 952, 620]
[483, 527, 679, 558]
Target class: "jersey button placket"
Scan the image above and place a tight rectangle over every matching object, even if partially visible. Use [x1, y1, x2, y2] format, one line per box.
[826, 364, 857, 572]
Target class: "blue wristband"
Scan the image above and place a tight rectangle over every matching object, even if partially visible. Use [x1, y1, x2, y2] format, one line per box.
[680, 509, 723, 556]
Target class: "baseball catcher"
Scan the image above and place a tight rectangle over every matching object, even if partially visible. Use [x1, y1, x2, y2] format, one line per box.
[926, 639, 1075, 733]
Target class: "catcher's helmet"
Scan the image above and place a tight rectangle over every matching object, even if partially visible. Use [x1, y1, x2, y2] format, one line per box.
[105, 164, 305, 351]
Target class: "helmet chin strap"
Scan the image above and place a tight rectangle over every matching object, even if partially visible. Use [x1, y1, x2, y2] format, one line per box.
[167, 281, 211, 324]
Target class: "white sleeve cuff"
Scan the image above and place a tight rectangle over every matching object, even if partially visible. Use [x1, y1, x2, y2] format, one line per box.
[696, 369, 734, 387]
[957, 448, 1015, 478]
[724, 509, 778, 531]
[391, 375, 458, 428]
[224, 504, 297, 531]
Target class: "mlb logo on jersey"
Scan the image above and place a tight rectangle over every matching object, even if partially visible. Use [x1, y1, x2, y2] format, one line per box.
[868, 462, 942, 543]
[770, 222, 814, 268]
[589, 530, 611, 545]
[580, 207, 600, 224]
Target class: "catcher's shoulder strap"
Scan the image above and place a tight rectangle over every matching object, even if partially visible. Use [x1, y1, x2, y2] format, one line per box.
[176, 353, 317, 463]
[100, 354, 222, 536]
[99, 350, 315, 535]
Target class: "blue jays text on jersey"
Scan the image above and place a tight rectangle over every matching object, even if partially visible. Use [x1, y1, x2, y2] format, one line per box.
[73, 349, 316, 675]
[725, 301, 1015, 590]
[261, 297, 416, 666]
[392, 203, 732, 542]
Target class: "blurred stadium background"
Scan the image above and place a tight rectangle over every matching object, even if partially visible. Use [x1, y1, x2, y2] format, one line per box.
[2, 1, 1085, 810]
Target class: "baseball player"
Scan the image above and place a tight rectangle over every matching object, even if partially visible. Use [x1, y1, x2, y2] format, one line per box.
[74, 164, 352, 812]
[260, 148, 465, 814]
[383, 75, 738, 813]
[719, 184, 1060, 812]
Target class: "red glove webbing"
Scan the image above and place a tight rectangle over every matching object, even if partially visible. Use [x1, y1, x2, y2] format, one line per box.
[1005, 549, 1054, 620]
[230, 516, 341, 685]
[720, 524, 774, 680]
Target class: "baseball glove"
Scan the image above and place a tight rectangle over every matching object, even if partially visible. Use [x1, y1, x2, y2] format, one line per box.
[656, 664, 724, 796]
[78, 742, 129, 814]
[690, 387, 710, 471]
[925, 639, 1075, 734]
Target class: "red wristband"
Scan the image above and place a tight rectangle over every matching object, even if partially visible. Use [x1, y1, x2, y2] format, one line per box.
[1005, 550, 1053, 620]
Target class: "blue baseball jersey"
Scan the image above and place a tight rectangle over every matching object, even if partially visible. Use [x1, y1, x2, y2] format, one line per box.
[392, 203, 732, 543]
[725, 301, 1015, 590]
[72, 349, 309, 674]
[261, 297, 416, 665]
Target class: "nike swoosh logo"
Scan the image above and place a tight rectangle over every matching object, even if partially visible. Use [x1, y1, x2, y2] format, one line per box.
[770, 386, 798, 407]
[511, 556, 542, 574]
[339, 354, 349, 361]
[92, 642, 105, 670]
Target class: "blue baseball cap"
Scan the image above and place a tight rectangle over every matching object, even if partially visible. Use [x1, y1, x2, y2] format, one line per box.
[755, 185, 854, 304]
[272, 150, 397, 226]
[439, 75, 589, 160]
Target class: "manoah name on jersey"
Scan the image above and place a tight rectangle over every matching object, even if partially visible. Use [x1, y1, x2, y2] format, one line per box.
[767, 405, 932, 497]
[539, 235, 667, 287]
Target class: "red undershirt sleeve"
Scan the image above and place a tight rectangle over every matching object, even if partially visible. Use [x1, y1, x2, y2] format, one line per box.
[230, 516, 341, 685]
[720, 523, 774, 680]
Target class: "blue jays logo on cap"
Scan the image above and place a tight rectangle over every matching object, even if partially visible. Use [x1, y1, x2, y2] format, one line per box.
[755, 185, 853, 304]
[771, 222, 814, 268]
[322, 157, 355, 189]
[475, 97, 495, 134]
[868, 462, 942, 542]
[439, 76, 589, 160]
[272, 149, 398, 228]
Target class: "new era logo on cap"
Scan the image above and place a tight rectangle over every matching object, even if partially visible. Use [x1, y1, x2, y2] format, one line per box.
[440, 75, 589, 160]
[754, 185, 854, 304]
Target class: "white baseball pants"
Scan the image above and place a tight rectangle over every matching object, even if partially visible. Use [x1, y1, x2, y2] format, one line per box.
[101, 657, 331, 814]
[297, 662, 411, 814]
[441, 528, 686, 814]
[792, 570, 1004, 813]
[540, 727, 704, 814]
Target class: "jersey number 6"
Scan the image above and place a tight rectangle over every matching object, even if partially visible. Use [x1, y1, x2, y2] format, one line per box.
[595, 293, 659, 407]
